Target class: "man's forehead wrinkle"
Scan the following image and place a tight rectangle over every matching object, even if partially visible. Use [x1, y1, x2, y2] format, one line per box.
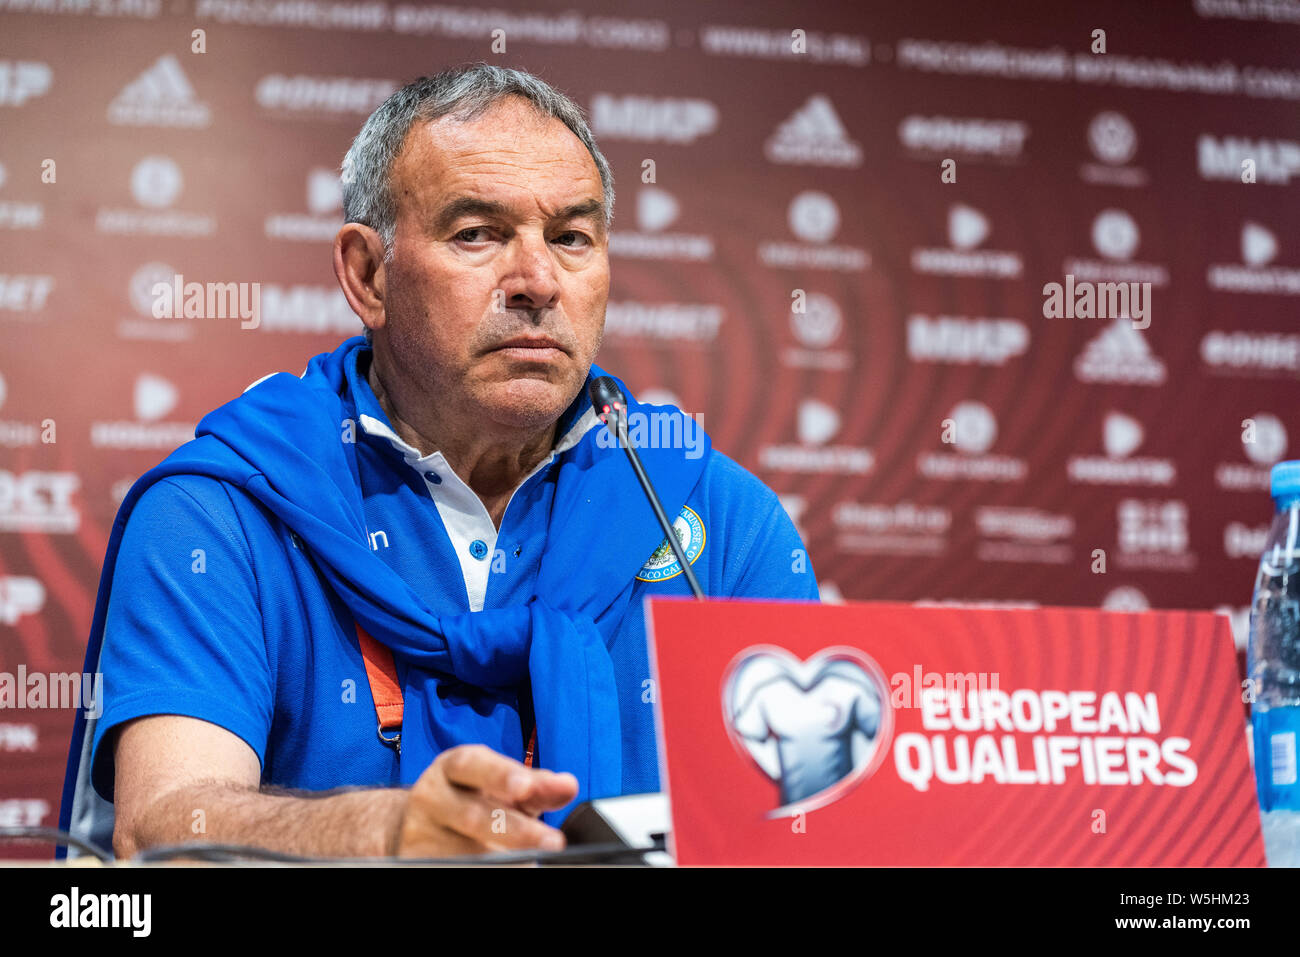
[437, 138, 596, 180]
[389, 109, 603, 233]
[415, 104, 582, 158]
[410, 103, 597, 169]
[399, 139, 597, 192]
[442, 153, 578, 176]
[422, 158, 602, 215]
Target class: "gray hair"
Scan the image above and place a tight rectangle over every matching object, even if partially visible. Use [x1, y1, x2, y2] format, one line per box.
[341, 63, 614, 257]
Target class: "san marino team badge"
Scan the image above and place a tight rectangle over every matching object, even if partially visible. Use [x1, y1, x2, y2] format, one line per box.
[637, 506, 705, 583]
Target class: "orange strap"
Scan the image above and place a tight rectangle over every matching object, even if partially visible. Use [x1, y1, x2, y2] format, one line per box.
[357, 624, 403, 753]
[355, 622, 536, 766]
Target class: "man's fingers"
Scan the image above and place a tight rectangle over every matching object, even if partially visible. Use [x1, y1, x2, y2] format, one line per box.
[397, 820, 486, 859]
[429, 769, 566, 851]
[437, 744, 579, 812]
[515, 771, 579, 816]
[438, 743, 533, 798]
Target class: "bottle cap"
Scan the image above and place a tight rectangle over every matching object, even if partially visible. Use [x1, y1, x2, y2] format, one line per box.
[1271, 461, 1300, 500]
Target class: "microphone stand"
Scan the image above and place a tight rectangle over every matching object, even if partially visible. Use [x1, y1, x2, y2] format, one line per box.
[592, 380, 706, 601]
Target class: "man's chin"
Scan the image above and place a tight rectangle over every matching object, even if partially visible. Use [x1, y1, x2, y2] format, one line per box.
[479, 376, 582, 432]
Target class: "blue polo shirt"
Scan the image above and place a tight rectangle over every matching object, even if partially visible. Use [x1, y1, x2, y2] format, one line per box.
[89, 346, 819, 803]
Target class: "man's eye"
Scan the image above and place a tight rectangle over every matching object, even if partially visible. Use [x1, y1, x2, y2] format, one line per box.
[455, 227, 491, 243]
[553, 231, 590, 248]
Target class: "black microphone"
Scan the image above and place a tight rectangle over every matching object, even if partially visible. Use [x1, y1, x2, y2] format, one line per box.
[589, 376, 705, 600]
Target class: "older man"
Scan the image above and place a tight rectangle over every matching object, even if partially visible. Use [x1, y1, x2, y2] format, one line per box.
[60, 64, 818, 860]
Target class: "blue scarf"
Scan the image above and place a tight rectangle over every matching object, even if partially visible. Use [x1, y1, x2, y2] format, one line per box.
[60, 336, 710, 838]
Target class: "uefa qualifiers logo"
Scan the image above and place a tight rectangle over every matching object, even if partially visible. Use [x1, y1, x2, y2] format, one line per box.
[721, 645, 894, 817]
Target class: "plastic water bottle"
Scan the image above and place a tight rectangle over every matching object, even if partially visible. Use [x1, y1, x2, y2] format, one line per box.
[1248, 461, 1300, 865]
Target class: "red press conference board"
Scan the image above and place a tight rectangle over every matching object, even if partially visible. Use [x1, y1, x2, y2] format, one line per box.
[646, 598, 1265, 867]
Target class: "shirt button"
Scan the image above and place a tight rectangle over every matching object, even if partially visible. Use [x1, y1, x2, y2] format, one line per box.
[469, 539, 488, 560]
[424, 471, 442, 484]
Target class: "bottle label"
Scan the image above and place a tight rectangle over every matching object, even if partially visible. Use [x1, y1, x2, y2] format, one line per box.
[1272, 731, 1297, 786]
[1253, 709, 1300, 810]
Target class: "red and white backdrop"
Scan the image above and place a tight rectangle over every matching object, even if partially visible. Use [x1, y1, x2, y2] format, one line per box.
[2, 0, 1298, 850]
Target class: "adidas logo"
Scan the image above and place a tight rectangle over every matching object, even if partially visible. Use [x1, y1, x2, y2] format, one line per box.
[107, 54, 210, 128]
[1074, 318, 1166, 385]
[765, 94, 862, 167]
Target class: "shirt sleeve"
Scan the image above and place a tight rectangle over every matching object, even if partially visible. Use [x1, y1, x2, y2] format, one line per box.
[90, 475, 274, 801]
[710, 453, 821, 602]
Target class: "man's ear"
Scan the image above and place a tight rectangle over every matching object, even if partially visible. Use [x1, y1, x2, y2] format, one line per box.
[333, 223, 387, 337]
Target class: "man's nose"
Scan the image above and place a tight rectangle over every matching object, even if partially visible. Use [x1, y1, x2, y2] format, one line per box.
[500, 231, 561, 314]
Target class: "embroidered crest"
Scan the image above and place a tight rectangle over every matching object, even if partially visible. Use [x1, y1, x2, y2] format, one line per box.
[636, 505, 705, 582]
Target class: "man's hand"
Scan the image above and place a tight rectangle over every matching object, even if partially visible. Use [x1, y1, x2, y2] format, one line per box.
[397, 744, 579, 857]
[113, 717, 577, 860]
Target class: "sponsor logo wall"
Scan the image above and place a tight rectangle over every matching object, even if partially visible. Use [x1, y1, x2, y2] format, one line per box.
[1, 0, 1297, 851]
